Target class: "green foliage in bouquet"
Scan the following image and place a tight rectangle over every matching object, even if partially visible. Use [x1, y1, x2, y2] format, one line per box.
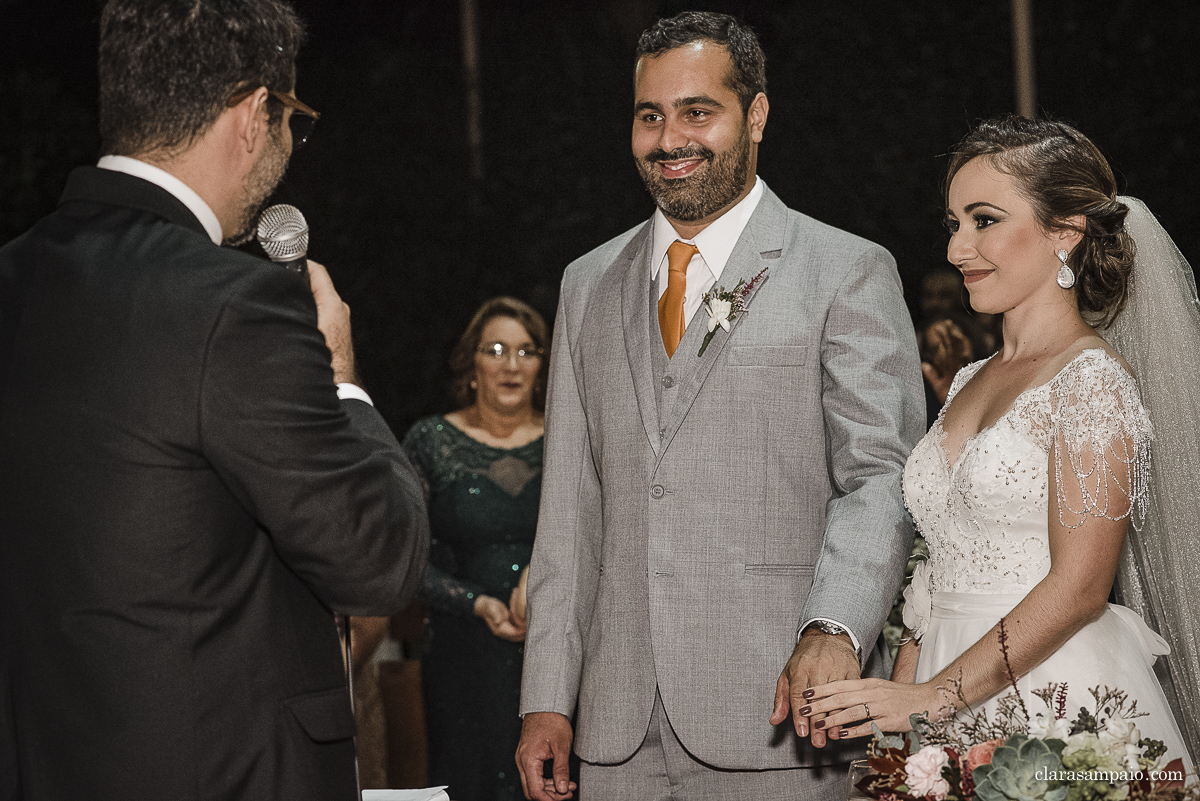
[973, 735, 1067, 801]
[1060, 743, 1134, 801]
[874, 721, 921, 753]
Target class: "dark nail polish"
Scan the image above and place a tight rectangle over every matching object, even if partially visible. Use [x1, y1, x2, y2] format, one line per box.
[798, 705, 812, 716]
[840, 729, 851, 737]
[814, 719, 825, 730]
[802, 689, 815, 698]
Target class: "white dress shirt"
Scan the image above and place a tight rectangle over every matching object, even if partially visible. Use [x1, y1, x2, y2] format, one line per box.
[650, 176, 764, 323]
[96, 155, 372, 407]
[97, 155, 224, 245]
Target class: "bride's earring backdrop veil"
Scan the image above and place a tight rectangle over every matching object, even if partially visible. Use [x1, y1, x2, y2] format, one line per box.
[1101, 196, 1200, 761]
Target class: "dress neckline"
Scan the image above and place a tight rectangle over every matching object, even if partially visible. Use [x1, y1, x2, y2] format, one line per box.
[937, 347, 1124, 472]
[435, 414, 545, 455]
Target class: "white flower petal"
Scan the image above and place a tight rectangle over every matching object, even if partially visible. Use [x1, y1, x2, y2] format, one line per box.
[720, 319, 730, 332]
[901, 560, 932, 640]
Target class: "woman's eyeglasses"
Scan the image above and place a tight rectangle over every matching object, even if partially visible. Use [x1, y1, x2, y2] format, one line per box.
[476, 343, 544, 362]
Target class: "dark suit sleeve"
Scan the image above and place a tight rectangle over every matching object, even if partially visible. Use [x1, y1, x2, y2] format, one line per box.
[198, 266, 429, 616]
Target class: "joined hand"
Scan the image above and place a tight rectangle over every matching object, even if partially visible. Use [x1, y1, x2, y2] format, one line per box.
[770, 630, 859, 747]
[802, 678, 954, 739]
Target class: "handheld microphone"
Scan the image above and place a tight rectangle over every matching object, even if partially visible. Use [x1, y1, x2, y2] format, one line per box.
[256, 204, 309, 273]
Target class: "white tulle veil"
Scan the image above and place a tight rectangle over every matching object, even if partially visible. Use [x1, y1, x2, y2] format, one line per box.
[1101, 196, 1200, 759]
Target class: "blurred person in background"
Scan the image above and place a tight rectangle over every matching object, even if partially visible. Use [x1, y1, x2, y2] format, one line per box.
[920, 266, 1000, 355]
[402, 297, 548, 801]
[916, 267, 991, 426]
[917, 315, 978, 428]
[919, 319, 974, 407]
[917, 266, 963, 324]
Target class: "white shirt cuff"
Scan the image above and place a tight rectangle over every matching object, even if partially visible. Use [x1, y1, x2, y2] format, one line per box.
[336, 383, 373, 406]
[797, 617, 862, 655]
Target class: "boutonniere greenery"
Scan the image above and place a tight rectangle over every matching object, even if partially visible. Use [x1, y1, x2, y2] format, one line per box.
[697, 266, 769, 357]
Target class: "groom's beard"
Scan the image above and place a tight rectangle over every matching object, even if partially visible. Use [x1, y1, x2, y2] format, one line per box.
[635, 122, 751, 223]
[223, 127, 290, 247]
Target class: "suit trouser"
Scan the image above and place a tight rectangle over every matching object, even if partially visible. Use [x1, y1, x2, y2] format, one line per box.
[578, 690, 849, 801]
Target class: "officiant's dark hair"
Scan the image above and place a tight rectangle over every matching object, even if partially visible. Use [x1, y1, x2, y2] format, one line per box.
[946, 115, 1135, 328]
[636, 12, 766, 114]
[99, 0, 305, 157]
[451, 297, 550, 412]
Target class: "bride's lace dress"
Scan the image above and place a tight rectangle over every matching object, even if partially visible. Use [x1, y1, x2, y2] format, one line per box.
[903, 348, 1190, 762]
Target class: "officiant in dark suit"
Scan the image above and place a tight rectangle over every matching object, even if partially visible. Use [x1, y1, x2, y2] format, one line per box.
[0, 2, 429, 799]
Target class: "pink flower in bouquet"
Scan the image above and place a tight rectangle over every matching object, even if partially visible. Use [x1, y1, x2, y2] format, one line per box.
[964, 738, 1004, 774]
[905, 744, 951, 799]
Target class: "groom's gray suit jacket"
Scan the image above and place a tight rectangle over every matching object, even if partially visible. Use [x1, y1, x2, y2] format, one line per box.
[520, 187, 925, 769]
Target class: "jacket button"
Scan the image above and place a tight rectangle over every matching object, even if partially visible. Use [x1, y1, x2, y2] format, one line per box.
[661, 375, 676, 388]
[650, 484, 665, 499]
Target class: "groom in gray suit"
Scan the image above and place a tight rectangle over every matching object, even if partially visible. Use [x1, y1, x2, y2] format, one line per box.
[516, 12, 924, 800]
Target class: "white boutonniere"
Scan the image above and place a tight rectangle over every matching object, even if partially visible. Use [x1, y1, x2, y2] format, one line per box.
[697, 266, 769, 356]
[706, 297, 733, 334]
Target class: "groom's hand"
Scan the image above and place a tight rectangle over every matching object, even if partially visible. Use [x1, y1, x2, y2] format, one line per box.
[770, 631, 859, 747]
[516, 711, 577, 801]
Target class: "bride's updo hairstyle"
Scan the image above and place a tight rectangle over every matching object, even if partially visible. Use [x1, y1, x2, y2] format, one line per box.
[945, 115, 1135, 327]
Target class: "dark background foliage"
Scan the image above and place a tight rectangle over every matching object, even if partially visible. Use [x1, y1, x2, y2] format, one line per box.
[2, 0, 1197, 437]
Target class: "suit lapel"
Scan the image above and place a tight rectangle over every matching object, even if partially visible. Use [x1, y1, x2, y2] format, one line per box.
[658, 189, 788, 457]
[619, 225, 661, 456]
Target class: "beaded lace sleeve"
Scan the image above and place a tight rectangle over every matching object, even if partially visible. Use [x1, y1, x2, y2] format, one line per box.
[1044, 352, 1153, 530]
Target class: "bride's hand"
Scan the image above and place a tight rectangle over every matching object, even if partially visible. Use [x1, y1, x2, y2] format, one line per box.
[799, 678, 954, 739]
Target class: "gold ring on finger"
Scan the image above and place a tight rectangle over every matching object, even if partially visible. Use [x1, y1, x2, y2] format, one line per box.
[863, 702, 872, 720]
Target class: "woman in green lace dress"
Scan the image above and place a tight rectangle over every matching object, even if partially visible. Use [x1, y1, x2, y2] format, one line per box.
[402, 298, 547, 801]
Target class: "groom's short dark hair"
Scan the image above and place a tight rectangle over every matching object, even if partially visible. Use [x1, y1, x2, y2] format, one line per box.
[99, 0, 306, 157]
[635, 11, 767, 114]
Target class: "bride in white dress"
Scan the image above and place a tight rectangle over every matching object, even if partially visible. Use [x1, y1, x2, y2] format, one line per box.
[802, 116, 1194, 766]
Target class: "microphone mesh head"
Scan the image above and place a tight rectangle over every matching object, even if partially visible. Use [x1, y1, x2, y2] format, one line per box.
[256, 204, 309, 262]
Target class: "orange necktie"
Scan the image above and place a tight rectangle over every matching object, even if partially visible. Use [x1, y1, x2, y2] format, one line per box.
[658, 240, 698, 358]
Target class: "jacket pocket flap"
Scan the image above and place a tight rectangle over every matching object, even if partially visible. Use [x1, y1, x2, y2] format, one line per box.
[743, 563, 815, 575]
[727, 345, 809, 367]
[286, 687, 356, 743]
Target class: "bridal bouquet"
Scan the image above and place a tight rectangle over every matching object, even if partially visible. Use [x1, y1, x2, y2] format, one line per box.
[856, 628, 1195, 801]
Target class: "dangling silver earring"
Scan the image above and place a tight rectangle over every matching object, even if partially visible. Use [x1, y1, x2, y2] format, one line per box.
[1056, 249, 1075, 289]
